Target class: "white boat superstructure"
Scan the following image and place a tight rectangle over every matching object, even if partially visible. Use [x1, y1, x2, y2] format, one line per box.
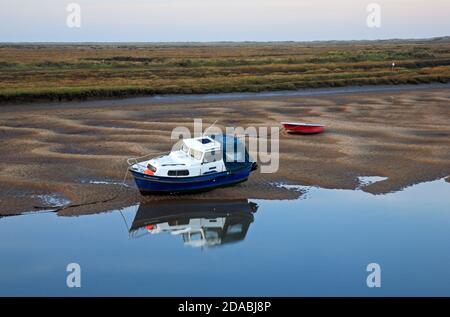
[133, 136, 226, 178]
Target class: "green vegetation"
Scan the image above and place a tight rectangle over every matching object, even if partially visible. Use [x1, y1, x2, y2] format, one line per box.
[1, 40, 450, 103]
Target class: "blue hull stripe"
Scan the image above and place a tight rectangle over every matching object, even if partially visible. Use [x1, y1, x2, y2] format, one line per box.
[130, 167, 252, 193]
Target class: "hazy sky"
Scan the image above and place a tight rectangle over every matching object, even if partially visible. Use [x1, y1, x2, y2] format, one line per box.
[0, 0, 449, 42]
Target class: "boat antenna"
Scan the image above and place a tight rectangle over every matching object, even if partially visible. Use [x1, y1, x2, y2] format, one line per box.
[203, 119, 218, 137]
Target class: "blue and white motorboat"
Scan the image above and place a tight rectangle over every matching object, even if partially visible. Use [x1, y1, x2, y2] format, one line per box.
[128, 135, 257, 194]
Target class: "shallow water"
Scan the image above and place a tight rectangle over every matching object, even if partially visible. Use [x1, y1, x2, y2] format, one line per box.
[5, 83, 450, 110]
[0, 178, 449, 296]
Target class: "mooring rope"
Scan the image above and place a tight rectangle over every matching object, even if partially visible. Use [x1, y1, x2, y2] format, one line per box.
[33, 151, 168, 212]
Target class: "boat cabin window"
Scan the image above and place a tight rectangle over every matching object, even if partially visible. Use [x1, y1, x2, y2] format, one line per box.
[146, 163, 157, 172]
[203, 150, 222, 163]
[189, 148, 203, 161]
[188, 231, 204, 242]
[199, 138, 212, 144]
[168, 170, 190, 176]
[168, 219, 189, 226]
[181, 143, 189, 154]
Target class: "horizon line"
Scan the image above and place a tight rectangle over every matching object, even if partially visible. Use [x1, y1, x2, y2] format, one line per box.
[1, 35, 449, 45]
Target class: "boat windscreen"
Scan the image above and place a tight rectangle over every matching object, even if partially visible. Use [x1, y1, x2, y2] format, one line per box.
[181, 143, 189, 154]
[190, 148, 203, 160]
[172, 140, 184, 151]
[173, 140, 196, 155]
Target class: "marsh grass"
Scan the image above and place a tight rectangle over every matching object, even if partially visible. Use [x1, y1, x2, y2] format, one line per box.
[1, 40, 449, 103]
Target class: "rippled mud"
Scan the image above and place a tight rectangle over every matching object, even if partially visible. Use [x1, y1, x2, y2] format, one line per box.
[1, 85, 449, 216]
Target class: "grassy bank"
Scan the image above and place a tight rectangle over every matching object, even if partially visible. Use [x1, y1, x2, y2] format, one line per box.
[1, 39, 450, 103]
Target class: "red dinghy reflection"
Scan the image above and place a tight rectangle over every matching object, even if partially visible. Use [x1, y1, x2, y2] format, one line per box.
[281, 122, 324, 134]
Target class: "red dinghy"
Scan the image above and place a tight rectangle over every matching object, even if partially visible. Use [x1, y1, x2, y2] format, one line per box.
[281, 122, 324, 134]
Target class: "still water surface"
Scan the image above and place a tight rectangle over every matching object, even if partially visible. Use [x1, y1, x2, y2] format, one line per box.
[0, 178, 449, 296]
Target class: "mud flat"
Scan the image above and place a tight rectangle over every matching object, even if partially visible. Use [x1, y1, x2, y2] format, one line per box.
[0, 85, 449, 216]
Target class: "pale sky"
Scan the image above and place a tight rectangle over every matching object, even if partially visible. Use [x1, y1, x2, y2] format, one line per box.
[0, 0, 449, 42]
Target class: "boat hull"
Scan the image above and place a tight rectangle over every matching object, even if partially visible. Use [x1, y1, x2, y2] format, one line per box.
[282, 123, 324, 134]
[130, 165, 252, 194]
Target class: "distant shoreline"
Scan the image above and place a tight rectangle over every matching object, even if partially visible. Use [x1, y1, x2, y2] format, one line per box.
[2, 82, 450, 107]
[1, 35, 449, 45]
[2, 83, 450, 110]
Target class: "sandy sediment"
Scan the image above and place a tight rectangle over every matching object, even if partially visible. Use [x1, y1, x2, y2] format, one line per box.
[0, 87, 449, 216]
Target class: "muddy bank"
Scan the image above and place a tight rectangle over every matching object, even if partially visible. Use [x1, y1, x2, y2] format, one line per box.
[0, 86, 449, 216]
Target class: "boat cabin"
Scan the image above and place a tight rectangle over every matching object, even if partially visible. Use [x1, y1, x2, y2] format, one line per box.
[143, 136, 226, 178]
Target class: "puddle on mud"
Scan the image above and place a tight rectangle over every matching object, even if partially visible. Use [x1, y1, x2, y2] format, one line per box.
[33, 194, 71, 208]
[80, 179, 129, 187]
[357, 176, 389, 187]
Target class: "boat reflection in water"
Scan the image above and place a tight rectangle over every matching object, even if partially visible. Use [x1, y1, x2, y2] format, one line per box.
[130, 199, 258, 248]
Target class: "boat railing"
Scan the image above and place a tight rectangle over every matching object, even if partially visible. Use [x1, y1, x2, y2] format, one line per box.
[126, 151, 168, 166]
